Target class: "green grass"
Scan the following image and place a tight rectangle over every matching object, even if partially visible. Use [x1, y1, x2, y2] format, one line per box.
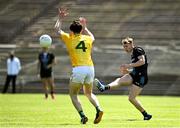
[0, 94, 180, 128]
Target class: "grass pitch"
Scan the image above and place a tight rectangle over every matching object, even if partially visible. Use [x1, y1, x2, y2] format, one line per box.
[0, 94, 180, 128]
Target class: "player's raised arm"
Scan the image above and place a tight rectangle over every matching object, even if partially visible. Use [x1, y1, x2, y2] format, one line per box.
[54, 7, 69, 35]
[79, 17, 95, 42]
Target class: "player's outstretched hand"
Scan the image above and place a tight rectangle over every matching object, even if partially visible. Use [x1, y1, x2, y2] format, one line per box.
[58, 7, 69, 19]
[79, 17, 87, 28]
[120, 65, 129, 75]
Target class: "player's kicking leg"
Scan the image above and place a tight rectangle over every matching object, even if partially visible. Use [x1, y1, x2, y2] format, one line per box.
[94, 78, 105, 92]
[94, 74, 132, 92]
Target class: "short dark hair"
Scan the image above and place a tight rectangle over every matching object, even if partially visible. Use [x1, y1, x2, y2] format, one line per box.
[122, 37, 133, 45]
[69, 20, 82, 34]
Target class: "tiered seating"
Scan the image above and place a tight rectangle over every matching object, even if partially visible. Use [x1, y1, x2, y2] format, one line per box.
[0, 0, 62, 87]
[0, 0, 180, 95]
[0, 0, 59, 43]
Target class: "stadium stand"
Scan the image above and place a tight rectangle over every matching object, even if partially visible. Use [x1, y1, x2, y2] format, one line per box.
[0, 0, 180, 95]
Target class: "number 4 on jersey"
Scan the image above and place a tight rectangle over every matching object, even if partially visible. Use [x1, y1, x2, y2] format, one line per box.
[75, 41, 87, 52]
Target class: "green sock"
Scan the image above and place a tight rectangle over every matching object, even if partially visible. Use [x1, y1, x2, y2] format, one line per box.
[79, 110, 85, 118]
[96, 106, 102, 112]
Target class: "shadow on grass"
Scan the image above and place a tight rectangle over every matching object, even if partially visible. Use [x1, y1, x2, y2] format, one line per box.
[44, 123, 80, 126]
[125, 119, 141, 121]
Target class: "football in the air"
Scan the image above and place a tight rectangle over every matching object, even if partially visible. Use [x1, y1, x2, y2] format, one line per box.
[39, 34, 52, 47]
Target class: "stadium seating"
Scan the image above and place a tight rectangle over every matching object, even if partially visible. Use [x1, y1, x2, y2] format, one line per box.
[0, 0, 179, 95]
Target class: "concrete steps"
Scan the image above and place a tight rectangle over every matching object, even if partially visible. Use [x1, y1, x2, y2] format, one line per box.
[0, 0, 180, 95]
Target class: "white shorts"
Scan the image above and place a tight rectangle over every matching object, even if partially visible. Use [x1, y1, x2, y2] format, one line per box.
[70, 66, 95, 84]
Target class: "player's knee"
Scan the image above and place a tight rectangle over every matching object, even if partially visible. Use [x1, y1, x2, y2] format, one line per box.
[84, 92, 91, 98]
[69, 94, 78, 101]
[128, 96, 135, 103]
[69, 91, 77, 97]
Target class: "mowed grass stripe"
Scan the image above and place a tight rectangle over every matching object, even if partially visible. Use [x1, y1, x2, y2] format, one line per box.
[0, 94, 180, 128]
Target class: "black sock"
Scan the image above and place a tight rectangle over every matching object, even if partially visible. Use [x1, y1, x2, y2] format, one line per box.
[142, 111, 148, 116]
[79, 110, 85, 118]
[105, 85, 110, 90]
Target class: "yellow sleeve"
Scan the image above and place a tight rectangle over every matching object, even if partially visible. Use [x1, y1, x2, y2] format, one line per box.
[60, 31, 70, 43]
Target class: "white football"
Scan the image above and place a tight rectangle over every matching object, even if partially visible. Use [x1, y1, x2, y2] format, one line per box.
[39, 34, 52, 47]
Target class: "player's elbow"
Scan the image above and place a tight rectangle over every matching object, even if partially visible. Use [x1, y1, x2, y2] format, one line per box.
[141, 60, 145, 65]
[92, 37, 95, 42]
[142, 60, 146, 65]
[54, 60, 57, 65]
[54, 28, 59, 34]
[54, 28, 58, 34]
[139, 59, 145, 66]
[91, 35, 95, 42]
